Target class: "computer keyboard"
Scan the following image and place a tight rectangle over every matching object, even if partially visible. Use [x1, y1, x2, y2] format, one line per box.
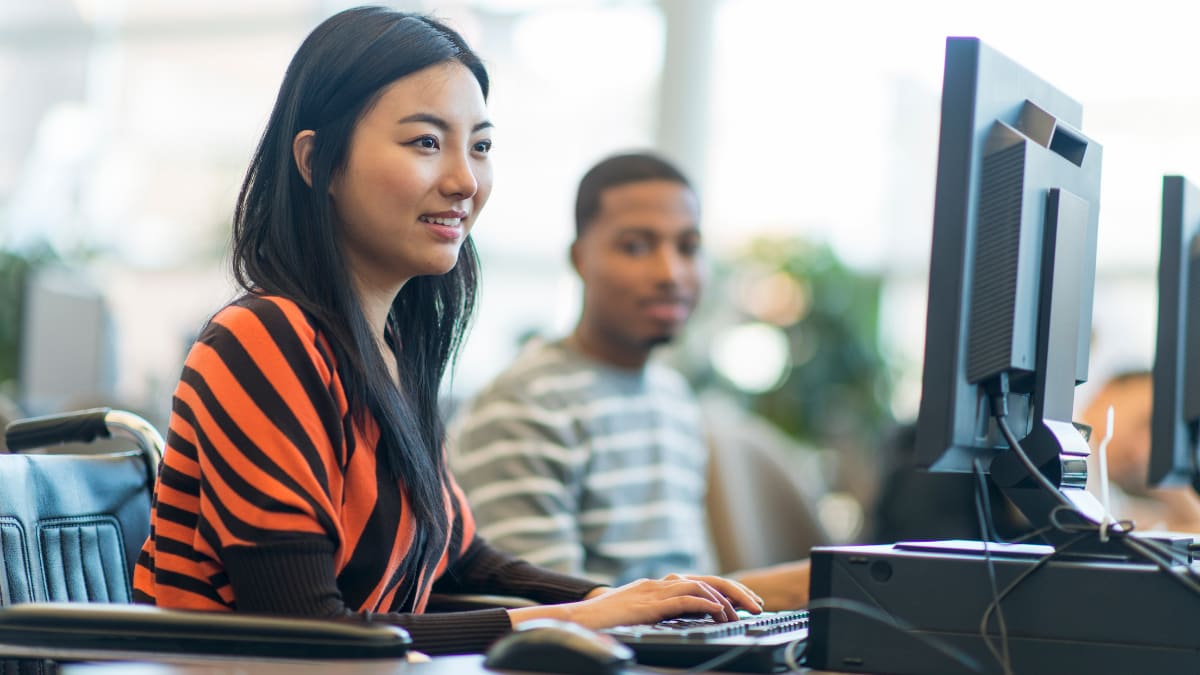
[603, 609, 809, 672]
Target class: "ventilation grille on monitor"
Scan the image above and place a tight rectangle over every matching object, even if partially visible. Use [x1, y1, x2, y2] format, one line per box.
[967, 141, 1027, 384]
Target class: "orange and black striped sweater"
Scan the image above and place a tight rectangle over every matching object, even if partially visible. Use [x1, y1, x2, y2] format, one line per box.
[133, 295, 599, 654]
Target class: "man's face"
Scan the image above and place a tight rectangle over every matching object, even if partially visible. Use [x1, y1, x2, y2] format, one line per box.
[572, 179, 703, 362]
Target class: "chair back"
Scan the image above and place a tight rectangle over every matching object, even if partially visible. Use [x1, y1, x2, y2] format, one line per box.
[1, 408, 160, 606]
[0, 409, 414, 665]
[704, 396, 831, 572]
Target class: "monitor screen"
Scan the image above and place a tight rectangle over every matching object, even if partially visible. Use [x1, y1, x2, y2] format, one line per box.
[18, 266, 117, 416]
[1150, 175, 1200, 492]
[913, 37, 1103, 531]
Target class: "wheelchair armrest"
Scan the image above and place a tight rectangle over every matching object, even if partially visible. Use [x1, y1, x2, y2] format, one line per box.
[0, 602, 410, 661]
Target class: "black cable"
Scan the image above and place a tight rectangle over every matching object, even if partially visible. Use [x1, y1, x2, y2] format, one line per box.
[996, 403, 1200, 581]
[972, 458, 1013, 675]
[1122, 528, 1194, 567]
[994, 439, 1200, 596]
[983, 377, 1074, 537]
[781, 637, 807, 672]
[985, 375, 1200, 602]
[1007, 523, 1056, 545]
[969, 457, 1056, 545]
[993, 414, 1073, 509]
[1121, 535, 1200, 596]
[987, 373, 1126, 537]
[807, 597, 984, 674]
[971, 458, 1002, 542]
[1045, 505, 1136, 543]
[977, 531, 1090, 655]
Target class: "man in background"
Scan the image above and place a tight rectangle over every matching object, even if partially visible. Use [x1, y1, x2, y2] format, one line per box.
[448, 152, 810, 610]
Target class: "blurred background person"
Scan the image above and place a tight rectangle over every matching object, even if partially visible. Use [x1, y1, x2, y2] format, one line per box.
[1078, 370, 1200, 534]
[449, 151, 813, 611]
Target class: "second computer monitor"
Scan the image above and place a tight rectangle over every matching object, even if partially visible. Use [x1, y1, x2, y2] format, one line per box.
[1150, 175, 1200, 492]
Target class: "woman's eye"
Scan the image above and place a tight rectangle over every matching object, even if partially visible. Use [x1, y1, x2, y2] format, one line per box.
[409, 136, 439, 150]
[473, 139, 492, 154]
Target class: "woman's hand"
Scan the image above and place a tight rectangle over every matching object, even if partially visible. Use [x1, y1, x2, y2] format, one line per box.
[509, 573, 763, 631]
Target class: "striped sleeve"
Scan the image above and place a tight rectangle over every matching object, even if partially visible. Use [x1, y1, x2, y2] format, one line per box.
[434, 472, 600, 603]
[432, 535, 601, 603]
[219, 538, 516, 655]
[176, 296, 345, 563]
[447, 388, 586, 576]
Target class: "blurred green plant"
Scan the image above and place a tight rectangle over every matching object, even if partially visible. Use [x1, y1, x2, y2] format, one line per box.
[0, 245, 59, 391]
[680, 235, 895, 454]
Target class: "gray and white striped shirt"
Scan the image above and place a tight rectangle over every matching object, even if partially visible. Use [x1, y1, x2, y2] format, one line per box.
[447, 338, 713, 586]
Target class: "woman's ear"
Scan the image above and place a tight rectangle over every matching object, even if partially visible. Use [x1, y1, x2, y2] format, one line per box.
[292, 130, 316, 187]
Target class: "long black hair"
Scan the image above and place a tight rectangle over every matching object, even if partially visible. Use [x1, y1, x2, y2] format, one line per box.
[230, 6, 486, 606]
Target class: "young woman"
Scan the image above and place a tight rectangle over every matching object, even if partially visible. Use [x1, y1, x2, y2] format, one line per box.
[132, 6, 761, 656]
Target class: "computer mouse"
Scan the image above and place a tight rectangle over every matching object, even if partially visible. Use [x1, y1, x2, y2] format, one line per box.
[484, 619, 635, 675]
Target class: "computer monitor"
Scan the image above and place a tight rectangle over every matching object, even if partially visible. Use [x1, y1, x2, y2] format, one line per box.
[913, 37, 1104, 538]
[805, 38, 1200, 675]
[17, 266, 117, 416]
[1150, 175, 1200, 493]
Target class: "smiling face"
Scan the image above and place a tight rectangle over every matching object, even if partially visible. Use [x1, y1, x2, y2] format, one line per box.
[328, 61, 493, 295]
[571, 179, 703, 368]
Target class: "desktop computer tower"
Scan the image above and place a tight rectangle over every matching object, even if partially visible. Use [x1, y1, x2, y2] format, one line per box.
[807, 542, 1200, 675]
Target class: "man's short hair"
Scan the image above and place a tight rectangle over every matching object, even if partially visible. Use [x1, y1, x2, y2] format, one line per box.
[574, 152, 693, 238]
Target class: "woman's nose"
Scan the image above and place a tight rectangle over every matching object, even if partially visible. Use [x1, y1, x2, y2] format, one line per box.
[440, 153, 478, 199]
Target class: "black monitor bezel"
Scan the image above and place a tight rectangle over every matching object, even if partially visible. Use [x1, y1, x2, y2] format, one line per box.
[914, 37, 1102, 476]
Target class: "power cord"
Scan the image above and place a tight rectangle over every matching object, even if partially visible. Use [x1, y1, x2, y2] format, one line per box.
[781, 636, 807, 672]
[985, 372, 1115, 534]
[974, 371, 1200, 675]
[976, 531, 1090, 666]
[990, 393, 1200, 587]
[972, 457, 1013, 675]
[972, 458, 1003, 543]
[1120, 533, 1200, 595]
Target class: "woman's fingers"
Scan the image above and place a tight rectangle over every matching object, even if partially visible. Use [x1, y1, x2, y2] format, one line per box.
[656, 577, 738, 622]
[655, 593, 726, 619]
[568, 573, 770, 630]
[696, 580, 738, 621]
[693, 575, 763, 614]
[659, 574, 763, 618]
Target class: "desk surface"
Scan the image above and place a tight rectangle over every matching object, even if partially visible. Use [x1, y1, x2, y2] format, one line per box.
[58, 654, 837, 674]
[62, 654, 480, 674]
